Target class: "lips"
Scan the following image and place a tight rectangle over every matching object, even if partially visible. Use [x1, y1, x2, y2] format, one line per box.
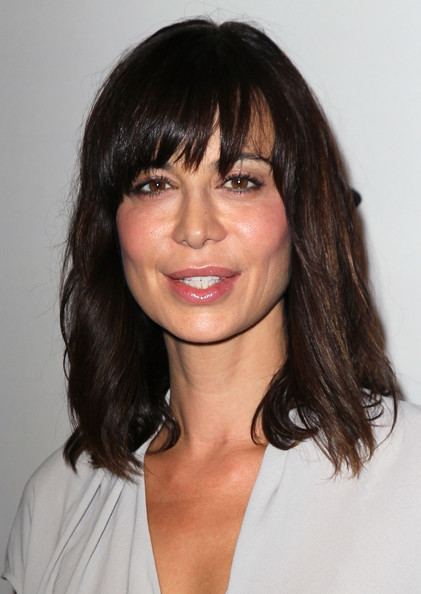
[165, 266, 240, 304]
[167, 266, 238, 280]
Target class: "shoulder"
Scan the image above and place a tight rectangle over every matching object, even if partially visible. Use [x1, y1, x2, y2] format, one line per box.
[373, 397, 421, 447]
[3, 446, 105, 593]
[295, 398, 421, 480]
[364, 398, 421, 483]
[25, 445, 98, 499]
[19, 446, 103, 523]
[395, 397, 421, 428]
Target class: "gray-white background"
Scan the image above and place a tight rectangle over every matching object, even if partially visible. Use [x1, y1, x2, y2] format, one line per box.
[1, 2, 420, 591]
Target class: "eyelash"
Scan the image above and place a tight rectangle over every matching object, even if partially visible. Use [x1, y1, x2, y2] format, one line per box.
[221, 173, 263, 193]
[128, 172, 263, 197]
[128, 176, 173, 196]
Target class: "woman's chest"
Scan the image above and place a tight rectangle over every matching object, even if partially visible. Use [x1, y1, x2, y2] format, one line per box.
[142, 442, 269, 594]
[25, 438, 421, 594]
[145, 481, 254, 594]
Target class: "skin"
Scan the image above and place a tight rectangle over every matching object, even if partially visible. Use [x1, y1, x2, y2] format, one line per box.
[116, 129, 290, 594]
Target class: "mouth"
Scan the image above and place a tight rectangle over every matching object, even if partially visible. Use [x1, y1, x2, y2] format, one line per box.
[178, 276, 223, 289]
[166, 266, 240, 304]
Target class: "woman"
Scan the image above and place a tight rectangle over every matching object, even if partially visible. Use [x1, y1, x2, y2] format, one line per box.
[4, 18, 421, 594]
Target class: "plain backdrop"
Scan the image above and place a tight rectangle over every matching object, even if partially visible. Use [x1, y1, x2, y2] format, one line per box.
[1, 1, 420, 590]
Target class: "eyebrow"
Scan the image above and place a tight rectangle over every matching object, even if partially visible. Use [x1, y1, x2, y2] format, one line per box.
[233, 152, 273, 166]
[160, 152, 273, 171]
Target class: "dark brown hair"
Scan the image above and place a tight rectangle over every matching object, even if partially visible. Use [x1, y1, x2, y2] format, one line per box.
[61, 18, 399, 478]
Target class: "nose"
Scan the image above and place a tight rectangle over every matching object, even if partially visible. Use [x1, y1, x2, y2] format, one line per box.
[172, 188, 226, 249]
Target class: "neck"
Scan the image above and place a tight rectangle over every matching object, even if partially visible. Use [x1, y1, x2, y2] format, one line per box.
[162, 303, 286, 455]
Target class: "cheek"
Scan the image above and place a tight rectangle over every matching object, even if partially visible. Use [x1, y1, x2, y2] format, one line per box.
[116, 205, 159, 268]
[115, 205, 163, 314]
[239, 200, 290, 262]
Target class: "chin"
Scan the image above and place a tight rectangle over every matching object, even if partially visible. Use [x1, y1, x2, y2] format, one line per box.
[163, 318, 245, 346]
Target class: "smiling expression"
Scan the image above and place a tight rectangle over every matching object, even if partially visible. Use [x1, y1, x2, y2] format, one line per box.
[116, 129, 291, 345]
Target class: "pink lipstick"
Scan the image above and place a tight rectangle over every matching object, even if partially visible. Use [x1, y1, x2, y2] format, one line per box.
[166, 266, 240, 304]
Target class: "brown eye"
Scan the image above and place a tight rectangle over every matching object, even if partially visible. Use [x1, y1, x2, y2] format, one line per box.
[222, 175, 262, 193]
[129, 176, 172, 196]
[141, 179, 171, 194]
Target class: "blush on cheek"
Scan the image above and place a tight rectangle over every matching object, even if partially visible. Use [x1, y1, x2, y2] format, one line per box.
[116, 200, 168, 259]
[116, 206, 145, 259]
[256, 203, 290, 251]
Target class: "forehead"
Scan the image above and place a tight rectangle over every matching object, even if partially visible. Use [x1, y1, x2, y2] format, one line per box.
[168, 108, 275, 171]
[114, 88, 278, 194]
[237, 117, 274, 159]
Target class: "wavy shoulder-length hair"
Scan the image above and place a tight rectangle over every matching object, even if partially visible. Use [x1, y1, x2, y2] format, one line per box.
[61, 18, 399, 478]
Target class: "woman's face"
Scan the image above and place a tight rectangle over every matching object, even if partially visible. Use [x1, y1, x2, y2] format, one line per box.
[116, 129, 290, 345]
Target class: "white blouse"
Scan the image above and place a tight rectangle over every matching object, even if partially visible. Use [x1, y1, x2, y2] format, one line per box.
[3, 399, 421, 594]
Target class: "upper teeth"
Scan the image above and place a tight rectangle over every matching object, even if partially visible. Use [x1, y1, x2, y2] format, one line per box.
[180, 276, 222, 289]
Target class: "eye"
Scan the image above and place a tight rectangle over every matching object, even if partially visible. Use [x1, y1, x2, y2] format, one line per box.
[129, 176, 173, 196]
[221, 174, 262, 193]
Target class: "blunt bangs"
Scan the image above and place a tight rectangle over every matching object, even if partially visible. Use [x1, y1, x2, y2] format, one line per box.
[87, 20, 298, 203]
